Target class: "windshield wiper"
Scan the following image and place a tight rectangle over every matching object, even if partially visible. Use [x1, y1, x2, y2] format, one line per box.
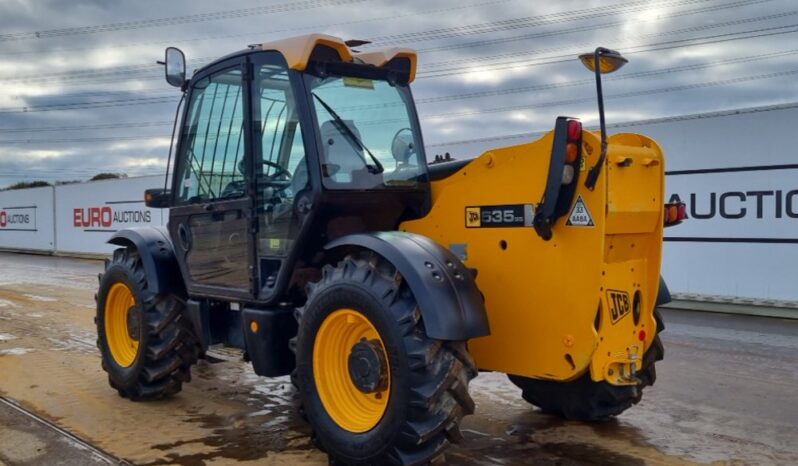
[311, 92, 384, 174]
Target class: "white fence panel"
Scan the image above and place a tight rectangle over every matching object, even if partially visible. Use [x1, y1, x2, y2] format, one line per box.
[54, 176, 167, 255]
[616, 105, 798, 302]
[0, 186, 55, 252]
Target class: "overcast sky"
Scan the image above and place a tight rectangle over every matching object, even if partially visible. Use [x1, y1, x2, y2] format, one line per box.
[0, 0, 796, 187]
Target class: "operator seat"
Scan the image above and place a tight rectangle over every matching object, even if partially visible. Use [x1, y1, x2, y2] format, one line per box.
[319, 120, 380, 188]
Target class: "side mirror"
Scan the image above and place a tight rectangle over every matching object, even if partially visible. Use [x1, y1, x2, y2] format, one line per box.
[145, 188, 171, 208]
[164, 47, 186, 88]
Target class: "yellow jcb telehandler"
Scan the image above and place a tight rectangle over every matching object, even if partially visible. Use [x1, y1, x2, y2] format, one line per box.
[95, 34, 684, 465]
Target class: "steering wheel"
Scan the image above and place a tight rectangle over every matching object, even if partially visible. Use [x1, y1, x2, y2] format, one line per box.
[263, 160, 291, 182]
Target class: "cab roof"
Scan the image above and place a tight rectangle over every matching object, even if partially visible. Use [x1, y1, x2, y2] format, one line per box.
[196, 34, 418, 83]
[261, 33, 417, 82]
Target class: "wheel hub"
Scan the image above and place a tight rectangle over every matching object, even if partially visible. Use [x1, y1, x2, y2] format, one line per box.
[313, 308, 391, 433]
[348, 339, 388, 394]
[126, 305, 140, 341]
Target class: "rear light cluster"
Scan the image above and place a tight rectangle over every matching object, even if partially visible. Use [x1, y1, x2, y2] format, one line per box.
[664, 201, 687, 227]
[562, 119, 582, 185]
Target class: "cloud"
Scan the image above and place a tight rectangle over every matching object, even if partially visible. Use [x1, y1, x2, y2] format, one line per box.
[0, 0, 796, 187]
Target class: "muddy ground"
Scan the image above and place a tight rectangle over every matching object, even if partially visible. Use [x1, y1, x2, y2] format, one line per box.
[0, 252, 796, 465]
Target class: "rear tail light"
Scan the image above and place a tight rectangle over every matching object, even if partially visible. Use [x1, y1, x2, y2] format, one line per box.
[664, 201, 687, 227]
[667, 205, 678, 223]
[567, 120, 582, 140]
[536, 116, 584, 240]
[561, 165, 575, 184]
[565, 143, 578, 163]
[561, 119, 582, 185]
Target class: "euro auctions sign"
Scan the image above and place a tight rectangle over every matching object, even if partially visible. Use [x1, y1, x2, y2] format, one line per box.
[73, 203, 153, 232]
[0, 206, 37, 231]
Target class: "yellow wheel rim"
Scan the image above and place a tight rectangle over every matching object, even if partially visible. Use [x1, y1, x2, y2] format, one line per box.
[313, 308, 391, 433]
[104, 282, 139, 367]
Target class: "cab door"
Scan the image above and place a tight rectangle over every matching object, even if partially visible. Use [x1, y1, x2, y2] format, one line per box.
[250, 52, 316, 301]
[169, 58, 255, 300]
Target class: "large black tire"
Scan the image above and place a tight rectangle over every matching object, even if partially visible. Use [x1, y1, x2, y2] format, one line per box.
[294, 252, 477, 466]
[508, 309, 665, 421]
[95, 247, 199, 401]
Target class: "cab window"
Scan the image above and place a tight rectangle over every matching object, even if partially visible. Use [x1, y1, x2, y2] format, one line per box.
[176, 68, 246, 203]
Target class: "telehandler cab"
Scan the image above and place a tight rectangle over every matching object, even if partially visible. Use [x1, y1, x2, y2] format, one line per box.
[95, 34, 679, 465]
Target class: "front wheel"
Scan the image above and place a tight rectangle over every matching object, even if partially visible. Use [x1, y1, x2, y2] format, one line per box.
[294, 252, 477, 465]
[95, 247, 198, 401]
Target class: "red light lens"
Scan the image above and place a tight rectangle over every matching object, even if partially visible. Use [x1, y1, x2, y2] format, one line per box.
[567, 120, 581, 141]
[638, 330, 647, 341]
[677, 203, 687, 220]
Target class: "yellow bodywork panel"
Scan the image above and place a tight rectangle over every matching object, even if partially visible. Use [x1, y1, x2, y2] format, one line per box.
[401, 130, 665, 384]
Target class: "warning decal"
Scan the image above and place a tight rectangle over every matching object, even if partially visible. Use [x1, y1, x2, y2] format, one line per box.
[566, 195, 594, 226]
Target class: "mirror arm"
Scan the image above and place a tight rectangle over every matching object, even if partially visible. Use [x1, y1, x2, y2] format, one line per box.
[585, 47, 609, 191]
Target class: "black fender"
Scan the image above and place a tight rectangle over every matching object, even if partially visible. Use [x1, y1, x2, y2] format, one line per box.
[107, 226, 184, 295]
[325, 231, 490, 341]
[656, 276, 672, 306]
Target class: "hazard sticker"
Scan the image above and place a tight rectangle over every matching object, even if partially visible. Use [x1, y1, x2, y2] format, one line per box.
[566, 195, 594, 226]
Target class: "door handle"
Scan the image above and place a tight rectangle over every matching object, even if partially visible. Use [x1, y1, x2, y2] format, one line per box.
[177, 223, 191, 251]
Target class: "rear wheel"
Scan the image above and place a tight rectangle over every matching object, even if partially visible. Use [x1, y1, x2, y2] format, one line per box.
[95, 247, 198, 401]
[509, 309, 665, 421]
[294, 252, 477, 465]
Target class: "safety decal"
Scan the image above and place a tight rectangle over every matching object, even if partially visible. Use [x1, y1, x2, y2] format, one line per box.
[342, 77, 374, 89]
[566, 195, 594, 226]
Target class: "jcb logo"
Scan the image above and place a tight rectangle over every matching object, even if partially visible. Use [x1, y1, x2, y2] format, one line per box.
[607, 290, 631, 324]
[465, 207, 481, 227]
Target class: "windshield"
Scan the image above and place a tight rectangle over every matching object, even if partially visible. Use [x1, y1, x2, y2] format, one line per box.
[306, 73, 426, 189]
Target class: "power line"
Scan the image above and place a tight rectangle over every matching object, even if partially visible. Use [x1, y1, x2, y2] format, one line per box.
[0, 121, 172, 134]
[0, 96, 179, 114]
[417, 0, 775, 52]
[419, 10, 798, 76]
[3, 18, 796, 116]
[419, 22, 798, 78]
[425, 101, 798, 147]
[421, 68, 798, 120]
[334, 47, 798, 112]
[5, 6, 796, 101]
[2, 33, 797, 123]
[420, 49, 798, 103]
[0, 0, 513, 58]
[0, 0, 370, 42]
[3, 65, 796, 145]
[375, 0, 724, 46]
[6, 102, 798, 180]
[0, 0, 748, 85]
